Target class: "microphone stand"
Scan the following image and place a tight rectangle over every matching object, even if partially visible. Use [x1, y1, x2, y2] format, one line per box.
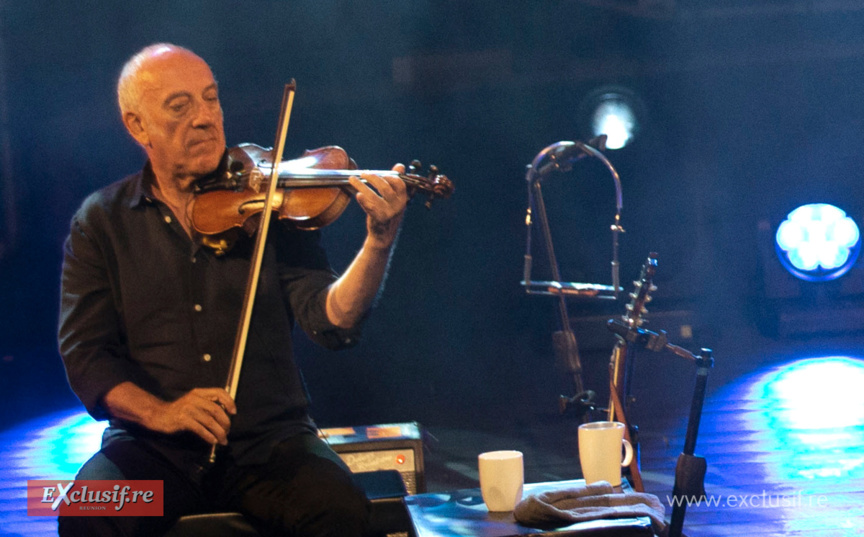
[606, 320, 713, 537]
[522, 137, 624, 418]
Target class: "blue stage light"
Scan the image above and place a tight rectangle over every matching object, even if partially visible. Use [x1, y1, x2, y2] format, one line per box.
[592, 98, 636, 150]
[580, 87, 643, 151]
[775, 203, 861, 281]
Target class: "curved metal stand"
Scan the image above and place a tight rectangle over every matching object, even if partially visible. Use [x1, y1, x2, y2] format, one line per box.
[522, 137, 624, 415]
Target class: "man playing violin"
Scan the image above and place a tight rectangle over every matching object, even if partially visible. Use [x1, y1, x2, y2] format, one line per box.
[58, 43, 409, 537]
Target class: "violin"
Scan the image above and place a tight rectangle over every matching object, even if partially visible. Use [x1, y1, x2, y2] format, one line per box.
[190, 143, 453, 254]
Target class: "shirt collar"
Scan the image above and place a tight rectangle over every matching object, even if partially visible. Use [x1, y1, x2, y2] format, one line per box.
[127, 149, 231, 210]
[128, 161, 158, 209]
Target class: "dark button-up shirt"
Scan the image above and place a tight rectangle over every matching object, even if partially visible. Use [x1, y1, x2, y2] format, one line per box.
[58, 162, 361, 474]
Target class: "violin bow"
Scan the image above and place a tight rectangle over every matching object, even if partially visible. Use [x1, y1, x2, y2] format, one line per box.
[209, 81, 297, 464]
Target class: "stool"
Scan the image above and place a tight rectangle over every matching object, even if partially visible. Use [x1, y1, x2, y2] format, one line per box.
[164, 512, 257, 537]
[164, 470, 409, 537]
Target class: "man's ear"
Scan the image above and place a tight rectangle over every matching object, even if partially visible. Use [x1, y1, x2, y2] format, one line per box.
[123, 111, 150, 147]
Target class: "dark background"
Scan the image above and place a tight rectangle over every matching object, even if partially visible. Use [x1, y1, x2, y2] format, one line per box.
[2, 0, 864, 430]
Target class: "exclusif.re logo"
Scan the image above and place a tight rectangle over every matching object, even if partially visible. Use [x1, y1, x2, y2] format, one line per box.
[27, 480, 164, 517]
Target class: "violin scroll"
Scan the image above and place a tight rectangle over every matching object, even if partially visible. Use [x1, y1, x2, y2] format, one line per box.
[406, 159, 453, 209]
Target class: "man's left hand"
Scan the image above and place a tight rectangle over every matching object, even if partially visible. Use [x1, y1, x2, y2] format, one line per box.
[348, 164, 409, 250]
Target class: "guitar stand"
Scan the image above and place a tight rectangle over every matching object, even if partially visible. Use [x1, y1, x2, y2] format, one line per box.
[669, 347, 713, 537]
[606, 319, 713, 537]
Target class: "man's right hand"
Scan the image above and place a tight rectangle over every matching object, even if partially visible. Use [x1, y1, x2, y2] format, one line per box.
[102, 382, 237, 445]
[150, 388, 237, 445]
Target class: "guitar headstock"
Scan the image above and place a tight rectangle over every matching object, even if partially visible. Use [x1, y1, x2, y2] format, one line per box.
[403, 160, 454, 208]
[623, 252, 658, 331]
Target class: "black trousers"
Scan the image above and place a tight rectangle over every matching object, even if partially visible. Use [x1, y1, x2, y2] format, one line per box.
[57, 433, 370, 537]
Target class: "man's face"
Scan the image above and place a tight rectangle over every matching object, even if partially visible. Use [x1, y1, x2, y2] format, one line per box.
[128, 50, 226, 184]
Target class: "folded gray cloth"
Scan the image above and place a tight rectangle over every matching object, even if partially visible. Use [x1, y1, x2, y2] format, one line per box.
[514, 481, 667, 535]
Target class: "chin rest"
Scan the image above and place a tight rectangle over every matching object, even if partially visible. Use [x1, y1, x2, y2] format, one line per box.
[164, 469, 409, 537]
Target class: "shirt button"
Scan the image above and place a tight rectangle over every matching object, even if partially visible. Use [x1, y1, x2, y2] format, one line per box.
[203, 353, 212, 362]
[191, 256, 197, 263]
[164, 215, 172, 224]
[194, 304, 203, 312]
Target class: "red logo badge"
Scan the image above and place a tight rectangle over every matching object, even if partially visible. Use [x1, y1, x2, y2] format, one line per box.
[27, 480, 164, 516]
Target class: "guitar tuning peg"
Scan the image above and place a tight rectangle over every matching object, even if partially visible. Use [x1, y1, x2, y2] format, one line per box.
[428, 164, 439, 176]
[625, 304, 633, 312]
[408, 160, 422, 174]
[629, 292, 638, 300]
[632, 281, 641, 288]
[650, 285, 658, 292]
[645, 296, 653, 302]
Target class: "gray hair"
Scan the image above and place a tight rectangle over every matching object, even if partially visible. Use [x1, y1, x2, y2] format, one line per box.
[116, 43, 193, 115]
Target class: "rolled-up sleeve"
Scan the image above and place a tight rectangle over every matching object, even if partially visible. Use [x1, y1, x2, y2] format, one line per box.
[277, 227, 363, 350]
[58, 213, 141, 419]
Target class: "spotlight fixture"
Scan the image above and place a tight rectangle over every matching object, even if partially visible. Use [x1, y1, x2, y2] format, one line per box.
[580, 87, 644, 150]
[775, 203, 861, 282]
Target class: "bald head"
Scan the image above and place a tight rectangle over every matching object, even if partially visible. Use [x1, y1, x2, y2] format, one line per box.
[117, 43, 204, 116]
[117, 43, 226, 187]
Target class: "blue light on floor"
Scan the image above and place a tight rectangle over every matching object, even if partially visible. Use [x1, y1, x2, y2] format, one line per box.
[744, 356, 864, 482]
[6, 408, 105, 480]
[0, 407, 105, 535]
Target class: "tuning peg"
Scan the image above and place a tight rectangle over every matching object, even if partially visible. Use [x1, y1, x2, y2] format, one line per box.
[629, 292, 638, 301]
[408, 160, 422, 175]
[650, 285, 658, 292]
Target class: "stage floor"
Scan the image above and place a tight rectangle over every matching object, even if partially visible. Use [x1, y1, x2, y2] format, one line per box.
[2, 344, 863, 536]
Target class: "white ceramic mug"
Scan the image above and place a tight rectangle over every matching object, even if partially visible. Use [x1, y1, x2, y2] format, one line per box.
[578, 421, 633, 486]
[478, 450, 524, 512]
